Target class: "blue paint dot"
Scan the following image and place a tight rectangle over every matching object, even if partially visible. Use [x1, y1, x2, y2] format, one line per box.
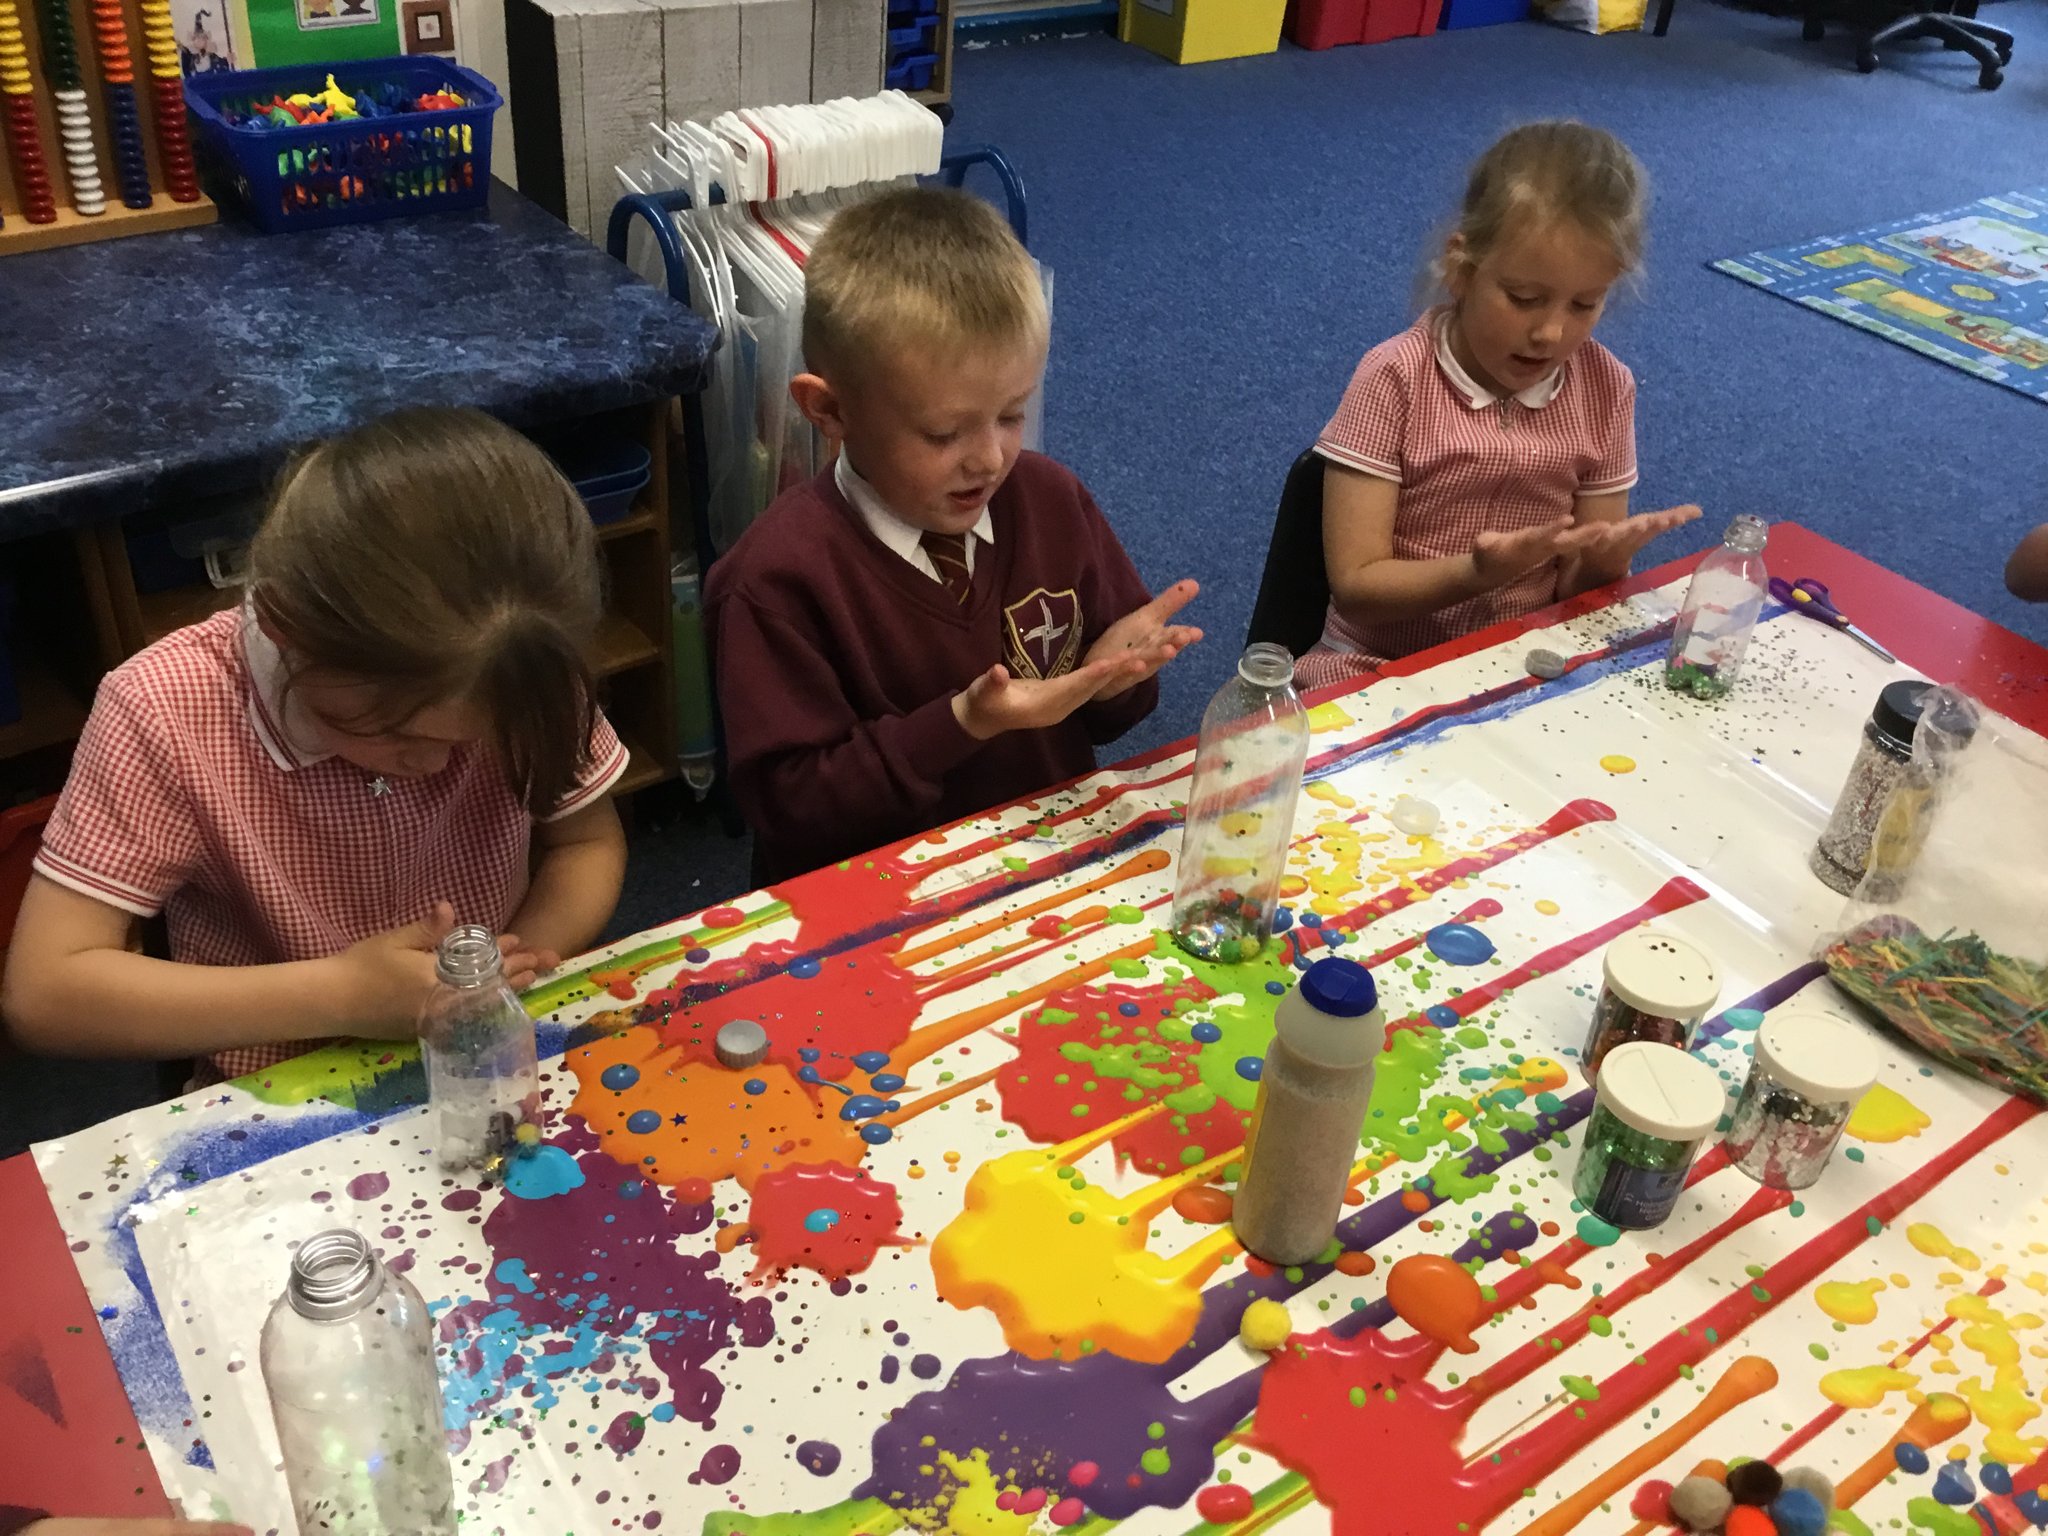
[504, 1144, 587, 1200]
[1424, 923, 1497, 967]
[840, 1094, 891, 1122]
[798, 1047, 821, 1063]
[98, 1305, 119, 1320]
[618, 1178, 643, 1198]
[859, 1122, 894, 1145]
[1932, 1463, 1976, 1506]
[803, 1207, 841, 1233]
[1425, 1004, 1462, 1029]
[1324, 928, 1348, 946]
[626, 1109, 662, 1135]
[870, 1073, 905, 1093]
[743, 1078, 767, 1096]
[651, 1402, 677, 1422]
[788, 956, 822, 979]
[1984, 1463, 2014, 1496]
[2012, 1489, 2048, 1527]
[851, 1051, 891, 1072]
[600, 1063, 641, 1092]
[798, 1064, 824, 1084]
[1271, 906, 1294, 933]
[1191, 1021, 1222, 1043]
[1118, 1001, 1141, 1017]
[684, 947, 710, 964]
[1298, 912, 1323, 928]
[1235, 1056, 1264, 1082]
[1265, 980, 1287, 995]
[1894, 1443, 1930, 1475]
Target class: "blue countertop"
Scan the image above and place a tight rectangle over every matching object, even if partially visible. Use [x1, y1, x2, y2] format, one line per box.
[0, 182, 719, 540]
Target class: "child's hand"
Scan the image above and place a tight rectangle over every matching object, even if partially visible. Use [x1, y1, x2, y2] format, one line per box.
[1560, 503, 1702, 567]
[21, 1522, 256, 1536]
[952, 657, 1149, 742]
[1081, 580, 1204, 701]
[1470, 518, 1581, 587]
[327, 902, 557, 1036]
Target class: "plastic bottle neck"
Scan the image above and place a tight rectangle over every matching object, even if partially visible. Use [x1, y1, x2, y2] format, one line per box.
[286, 1229, 380, 1320]
[1237, 642, 1297, 691]
[1720, 515, 1768, 555]
[435, 926, 504, 987]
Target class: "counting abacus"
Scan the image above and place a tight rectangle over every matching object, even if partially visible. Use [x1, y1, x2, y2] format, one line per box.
[0, 0, 211, 253]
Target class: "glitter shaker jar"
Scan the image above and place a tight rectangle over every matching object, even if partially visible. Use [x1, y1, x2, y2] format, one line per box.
[1582, 930, 1722, 1082]
[1573, 1042, 1725, 1232]
[1810, 680, 1931, 896]
[1724, 1009, 1877, 1191]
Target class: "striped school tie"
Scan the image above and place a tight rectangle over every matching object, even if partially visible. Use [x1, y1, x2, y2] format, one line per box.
[921, 531, 974, 605]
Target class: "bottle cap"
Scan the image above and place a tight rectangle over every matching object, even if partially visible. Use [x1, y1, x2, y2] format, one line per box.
[715, 1019, 770, 1070]
[1602, 929, 1721, 1022]
[1299, 957, 1378, 1018]
[1595, 1043, 1724, 1142]
[1752, 1008, 1878, 1105]
[1869, 680, 1932, 754]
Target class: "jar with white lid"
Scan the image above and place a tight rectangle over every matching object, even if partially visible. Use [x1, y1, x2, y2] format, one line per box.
[1573, 1042, 1726, 1232]
[1723, 1008, 1878, 1190]
[1581, 930, 1722, 1082]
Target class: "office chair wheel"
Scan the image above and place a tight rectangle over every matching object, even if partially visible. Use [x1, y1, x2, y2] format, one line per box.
[1979, 62, 2002, 86]
[1856, 44, 1879, 70]
[1996, 39, 2012, 61]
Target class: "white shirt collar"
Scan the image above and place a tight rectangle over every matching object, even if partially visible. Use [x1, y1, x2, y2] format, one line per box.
[240, 603, 332, 771]
[835, 454, 995, 574]
[1433, 312, 1565, 410]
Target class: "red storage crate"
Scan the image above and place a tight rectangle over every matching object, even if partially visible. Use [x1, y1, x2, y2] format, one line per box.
[1287, 0, 1369, 46]
[1362, 0, 1430, 39]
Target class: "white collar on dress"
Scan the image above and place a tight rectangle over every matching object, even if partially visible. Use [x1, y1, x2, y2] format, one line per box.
[240, 602, 332, 772]
[1433, 312, 1565, 411]
[835, 453, 995, 566]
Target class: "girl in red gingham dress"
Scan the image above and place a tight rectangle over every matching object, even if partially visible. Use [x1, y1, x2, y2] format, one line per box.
[2, 409, 630, 1083]
[1297, 122, 1702, 692]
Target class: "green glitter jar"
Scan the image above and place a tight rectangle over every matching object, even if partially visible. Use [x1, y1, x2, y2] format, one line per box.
[1572, 1042, 1725, 1231]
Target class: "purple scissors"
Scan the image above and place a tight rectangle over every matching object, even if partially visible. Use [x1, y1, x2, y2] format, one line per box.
[1768, 576, 1897, 664]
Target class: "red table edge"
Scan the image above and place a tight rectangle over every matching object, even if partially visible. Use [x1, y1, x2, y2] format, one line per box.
[2, 522, 2041, 1512]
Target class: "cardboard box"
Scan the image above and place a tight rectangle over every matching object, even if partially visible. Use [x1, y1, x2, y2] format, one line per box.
[1119, 0, 1286, 63]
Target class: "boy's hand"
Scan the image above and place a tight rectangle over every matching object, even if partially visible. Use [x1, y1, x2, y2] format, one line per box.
[952, 657, 1149, 742]
[1470, 518, 1581, 587]
[1081, 579, 1204, 701]
[1561, 503, 1702, 567]
[325, 902, 556, 1037]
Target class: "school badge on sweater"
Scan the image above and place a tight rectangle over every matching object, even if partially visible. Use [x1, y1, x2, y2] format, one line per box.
[1003, 587, 1082, 681]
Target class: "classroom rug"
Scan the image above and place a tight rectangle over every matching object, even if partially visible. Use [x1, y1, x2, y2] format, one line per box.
[1712, 188, 2048, 403]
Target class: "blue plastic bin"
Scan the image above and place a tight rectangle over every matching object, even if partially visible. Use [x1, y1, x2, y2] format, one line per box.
[553, 439, 653, 525]
[887, 14, 940, 56]
[885, 52, 939, 91]
[1440, 0, 1529, 26]
[185, 57, 500, 234]
[887, 0, 939, 18]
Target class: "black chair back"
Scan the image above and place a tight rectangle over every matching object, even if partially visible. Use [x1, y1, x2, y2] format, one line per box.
[1245, 449, 1330, 657]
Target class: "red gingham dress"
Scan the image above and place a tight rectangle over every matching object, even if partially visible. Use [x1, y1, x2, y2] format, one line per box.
[34, 608, 627, 1082]
[1297, 309, 1638, 689]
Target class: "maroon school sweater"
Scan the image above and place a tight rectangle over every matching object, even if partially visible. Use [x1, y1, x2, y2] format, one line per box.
[705, 452, 1160, 882]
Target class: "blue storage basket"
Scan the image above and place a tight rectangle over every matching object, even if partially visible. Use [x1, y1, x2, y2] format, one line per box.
[1440, 0, 1530, 26]
[885, 52, 939, 91]
[887, 14, 940, 57]
[559, 439, 653, 526]
[185, 57, 500, 233]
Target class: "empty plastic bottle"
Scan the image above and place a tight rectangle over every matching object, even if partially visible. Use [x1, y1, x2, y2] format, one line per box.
[1665, 514, 1770, 699]
[420, 925, 540, 1175]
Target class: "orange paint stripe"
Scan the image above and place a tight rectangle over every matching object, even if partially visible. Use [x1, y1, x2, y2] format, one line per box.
[894, 850, 1169, 966]
[881, 1065, 1004, 1128]
[915, 900, 1161, 1003]
[1833, 1393, 1973, 1511]
[1508, 1357, 1779, 1536]
[896, 935, 1163, 1066]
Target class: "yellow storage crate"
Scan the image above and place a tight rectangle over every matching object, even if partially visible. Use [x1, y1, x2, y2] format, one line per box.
[1119, 0, 1287, 63]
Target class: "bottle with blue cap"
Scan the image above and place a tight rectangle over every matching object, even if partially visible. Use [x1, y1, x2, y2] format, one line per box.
[1232, 956, 1386, 1265]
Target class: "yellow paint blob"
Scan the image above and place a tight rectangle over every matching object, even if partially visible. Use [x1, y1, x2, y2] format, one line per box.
[1307, 701, 1356, 735]
[927, 1450, 1036, 1536]
[1239, 1297, 1293, 1352]
[1846, 1084, 1931, 1142]
[1816, 1278, 1886, 1326]
[1305, 781, 1357, 810]
[1534, 899, 1561, 916]
[1598, 754, 1637, 774]
[929, 1109, 1234, 1364]
[1819, 1364, 1919, 1409]
[1909, 1224, 1981, 1271]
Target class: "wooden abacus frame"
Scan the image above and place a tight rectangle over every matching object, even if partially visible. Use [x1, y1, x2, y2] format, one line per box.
[0, 0, 215, 254]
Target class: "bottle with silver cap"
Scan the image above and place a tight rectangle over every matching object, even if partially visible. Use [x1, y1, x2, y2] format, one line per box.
[260, 1229, 457, 1535]
[419, 925, 541, 1175]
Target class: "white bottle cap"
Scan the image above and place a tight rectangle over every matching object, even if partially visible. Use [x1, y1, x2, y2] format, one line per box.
[1752, 1008, 1878, 1105]
[1602, 929, 1721, 1022]
[715, 1019, 770, 1070]
[1595, 1043, 1724, 1141]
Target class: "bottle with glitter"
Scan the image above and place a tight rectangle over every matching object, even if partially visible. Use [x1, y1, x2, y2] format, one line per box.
[1232, 957, 1383, 1265]
[1581, 928, 1721, 1082]
[1724, 1009, 1876, 1190]
[1573, 1042, 1724, 1232]
[1811, 680, 1931, 896]
[420, 925, 540, 1175]
[1665, 515, 1769, 699]
[260, 1228, 457, 1535]
[1171, 643, 1309, 963]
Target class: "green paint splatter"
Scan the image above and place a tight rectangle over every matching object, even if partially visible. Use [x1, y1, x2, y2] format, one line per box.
[1040, 1008, 1079, 1027]
[1808, 1343, 1829, 1361]
[1559, 1374, 1599, 1401]
[1108, 957, 1150, 980]
[1106, 905, 1149, 925]
[1426, 1153, 1498, 1203]
[700, 1497, 902, 1535]
[1001, 855, 1029, 873]
[1587, 1314, 1612, 1337]
[1845, 1146, 1865, 1163]
[1904, 1496, 1984, 1536]
[236, 1039, 423, 1110]
[1575, 1214, 1622, 1247]
[1455, 1026, 1489, 1049]
[1140, 1447, 1172, 1476]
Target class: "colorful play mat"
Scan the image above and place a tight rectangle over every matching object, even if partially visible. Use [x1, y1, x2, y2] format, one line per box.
[1714, 188, 2048, 404]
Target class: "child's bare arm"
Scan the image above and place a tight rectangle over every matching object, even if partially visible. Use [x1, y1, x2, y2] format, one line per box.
[2008, 524, 2048, 602]
[506, 797, 626, 967]
[1557, 494, 1701, 597]
[0, 881, 547, 1058]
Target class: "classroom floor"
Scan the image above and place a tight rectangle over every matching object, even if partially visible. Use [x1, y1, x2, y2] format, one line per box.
[7, 1, 2045, 1154]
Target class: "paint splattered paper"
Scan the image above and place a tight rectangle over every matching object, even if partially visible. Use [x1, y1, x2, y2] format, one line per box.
[35, 582, 2048, 1534]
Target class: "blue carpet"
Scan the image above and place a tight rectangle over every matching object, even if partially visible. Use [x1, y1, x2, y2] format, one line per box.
[1712, 188, 2048, 402]
[944, 1, 2048, 764]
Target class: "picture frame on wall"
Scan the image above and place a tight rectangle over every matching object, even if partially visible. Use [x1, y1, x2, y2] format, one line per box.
[402, 0, 454, 52]
[297, 0, 380, 29]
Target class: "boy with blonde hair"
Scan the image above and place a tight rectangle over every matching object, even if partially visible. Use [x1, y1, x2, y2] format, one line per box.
[706, 186, 1200, 882]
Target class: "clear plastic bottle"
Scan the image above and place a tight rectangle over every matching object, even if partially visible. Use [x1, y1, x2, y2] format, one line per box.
[1232, 958, 1383, 1265]
[261, 1229, 457, 1535]
[1664, 515, 1769, 699]
[420, 925, 540, 1176]
[671, 557, 717, 799]
[1171, 643, 1310, 963]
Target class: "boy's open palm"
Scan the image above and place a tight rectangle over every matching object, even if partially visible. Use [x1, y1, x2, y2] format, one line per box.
[953, 658, 1145, 741]
[329, 901, 558, 1038]
[1082, 579, 1203, 700]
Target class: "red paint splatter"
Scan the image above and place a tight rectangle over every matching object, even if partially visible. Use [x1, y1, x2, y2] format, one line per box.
[1399, 1188, 1431, 1213]
[744, 1162, 911, 1282]
[346, 1172, 389, 1201]
[604, 1409, 647, 1456]
[440, 1189, 482, 1211]
[692, 1443, 741, 1484]
[1385, 1254, 1485, 1353]
[1334, 1251, 1376, 1277]
[1171, 1185, 1234, 1225]
[1069, 1461, 1099, 1486]
[468, 1453, 513, 1495]
[1027, 913, 1072, 940]
[1196, 1483, 1255, 1523]
[1049, 1496, 1087, 1527]
[702, 906, 747, 929]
